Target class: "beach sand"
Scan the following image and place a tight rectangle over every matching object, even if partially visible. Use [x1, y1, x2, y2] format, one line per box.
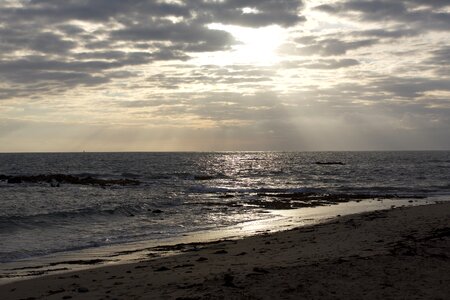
[1, 202, 449, 299]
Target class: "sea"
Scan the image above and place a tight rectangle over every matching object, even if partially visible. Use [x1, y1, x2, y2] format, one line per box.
[0, 151, 449, 278]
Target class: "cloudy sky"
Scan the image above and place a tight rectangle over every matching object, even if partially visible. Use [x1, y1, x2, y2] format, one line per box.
[1, 0, 449, 151]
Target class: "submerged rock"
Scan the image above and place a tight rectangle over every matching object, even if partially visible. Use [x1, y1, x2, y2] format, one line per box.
[315, 161, 345, 165]
[1, 174, 140, 187]
[77, 287, 89, 293]
[193, 175, 215, 180]
[7, 177, 22, 184]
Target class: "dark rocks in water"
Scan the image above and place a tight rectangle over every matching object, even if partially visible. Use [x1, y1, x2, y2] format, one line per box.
[152, 209, 163, 214]
[0, 174, 140, 187]
[7, 177, 22, 184]
[48, 259, 105, 266]
[432, 227, 450, 239]
[196, 257, 208, 262]
[50, 179, 60, 187]
[47, 288, 65, 295]
[193, 175, 215, 180]
[250, 192, 427, 210]
[218, 194, 235, 199]
[77, 287, 89, 293]
[253, 267, 269, 274]
[315, 161, 345, 165]
[223, 273, 237, 287]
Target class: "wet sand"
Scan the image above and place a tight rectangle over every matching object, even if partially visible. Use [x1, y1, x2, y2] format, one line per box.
[1, 202, 449, 299]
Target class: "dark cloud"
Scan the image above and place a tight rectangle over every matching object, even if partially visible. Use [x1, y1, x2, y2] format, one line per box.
[111, 21, 236, 53]
[419, 46, 450, 77]
[189, 0, 305, 28]
[309, 75, 450, 103]
[0, 0, 305, 99]
[375, 77, 450, 98]
[316, 0, 450, 32]
[350, 28, 419, 38]
[0, 28, 77, 55]
[4, 0, 190, 23]
[291, 37, 377, 56]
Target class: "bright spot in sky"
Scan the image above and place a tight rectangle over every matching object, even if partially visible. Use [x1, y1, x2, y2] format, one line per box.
[203, 24, 287, 65]
[242, 7, 260, 14]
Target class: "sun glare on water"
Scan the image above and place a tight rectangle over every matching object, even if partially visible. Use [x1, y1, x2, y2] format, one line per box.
[200, 23, 287, 66]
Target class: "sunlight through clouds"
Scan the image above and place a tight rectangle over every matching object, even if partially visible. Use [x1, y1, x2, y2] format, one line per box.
[199, 24, 288, 65]
[0, 0, 449, 151]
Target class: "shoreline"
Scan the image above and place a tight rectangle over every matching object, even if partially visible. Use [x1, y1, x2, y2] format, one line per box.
[0, 197, 435, 283]
[1, 201, 449, 299]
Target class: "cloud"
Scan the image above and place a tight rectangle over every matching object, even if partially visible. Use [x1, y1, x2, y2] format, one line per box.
[0, 0, 305, 100]
[0, 0, 449, 151]
[190, 0, 305, 28]
[0, 28, 77, 55]
[281, 58, 360, 69]
[350, 28, 419, 39]
[374, 77, 450, 98]
[111, 21, 237, 52]
[315, 0, 450, 32]
[425, 45, 450, 76]
[282, 37, 377, 56]
[144, 65, 275, 90]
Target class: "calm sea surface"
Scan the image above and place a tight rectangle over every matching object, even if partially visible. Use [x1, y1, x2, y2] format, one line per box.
[1, 151, 449, 263]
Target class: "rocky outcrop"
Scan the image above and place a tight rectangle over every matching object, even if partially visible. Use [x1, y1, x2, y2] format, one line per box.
[0, 174, 140, 187]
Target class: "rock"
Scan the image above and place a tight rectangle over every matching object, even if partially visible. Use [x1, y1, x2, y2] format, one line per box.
[77, 287, 89, 293]
[315, 161, 345, 165]
[223, 273, 236, 287]
[152, 209, 163, 214]
[1, 174, 140, 187]
[196, 257, 208, 262]
[253, 267, 269, 274]
[50, 179, 60, 187]
[47, 288, 65, 295]
[193, 175, 215, 180]
[7, 177, 22, 184]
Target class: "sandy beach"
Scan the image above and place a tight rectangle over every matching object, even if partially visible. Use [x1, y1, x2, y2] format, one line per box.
[1, 202, 449, 299]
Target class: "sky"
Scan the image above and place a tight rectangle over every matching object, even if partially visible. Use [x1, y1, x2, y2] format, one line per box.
[0, 0, 449, 152]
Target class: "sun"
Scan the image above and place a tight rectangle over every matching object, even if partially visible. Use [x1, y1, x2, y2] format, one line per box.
[199, 24, 287, 66]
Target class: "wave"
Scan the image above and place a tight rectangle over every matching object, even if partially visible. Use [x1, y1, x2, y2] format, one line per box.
[0, 203, 168, 230]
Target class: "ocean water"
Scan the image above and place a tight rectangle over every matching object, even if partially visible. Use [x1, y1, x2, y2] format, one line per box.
[0, 151, 449, 264]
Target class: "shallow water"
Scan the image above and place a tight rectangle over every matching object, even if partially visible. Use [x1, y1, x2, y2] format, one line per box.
[0, 198, 439, 283]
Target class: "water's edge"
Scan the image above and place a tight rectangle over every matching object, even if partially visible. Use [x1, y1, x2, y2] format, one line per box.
[1, 197, 444, 285]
